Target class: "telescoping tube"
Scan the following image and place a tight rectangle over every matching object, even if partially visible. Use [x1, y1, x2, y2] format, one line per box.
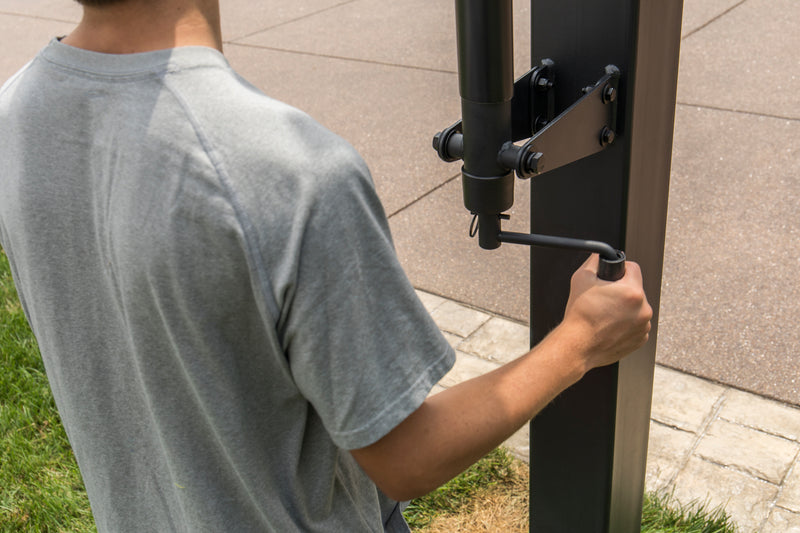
[456, 0, 515, 249]
[452, 0, 627, 281]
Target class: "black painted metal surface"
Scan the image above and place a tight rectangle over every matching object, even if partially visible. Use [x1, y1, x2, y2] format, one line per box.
[528, 0, 682, 531]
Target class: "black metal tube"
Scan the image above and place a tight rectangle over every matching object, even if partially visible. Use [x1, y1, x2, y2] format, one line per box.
[477, 214, 501, 250]
[456, 0, 514, 106]
[597, 251, 626, 281]
[455, 0, 515, 242]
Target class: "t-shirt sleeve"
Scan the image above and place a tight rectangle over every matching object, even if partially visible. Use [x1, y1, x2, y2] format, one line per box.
[274, 146, 455, 451]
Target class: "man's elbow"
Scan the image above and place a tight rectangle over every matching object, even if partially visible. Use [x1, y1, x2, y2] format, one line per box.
[349, 447, 437, 502]
[377, 473, 437, 503]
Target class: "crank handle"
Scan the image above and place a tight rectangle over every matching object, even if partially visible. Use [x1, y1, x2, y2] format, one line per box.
[597, 250, 626, 281]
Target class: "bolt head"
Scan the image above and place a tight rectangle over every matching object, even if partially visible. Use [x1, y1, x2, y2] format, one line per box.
[602, 85, 617, 104]
[526, 151, 544, 175]
[535, 77, 554, 91]
[600, 127, 616, 147]
[432, 132, 442, 150]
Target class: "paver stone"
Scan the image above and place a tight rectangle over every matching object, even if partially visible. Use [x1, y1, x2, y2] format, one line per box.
[650, 366, 724, 432]
[430, 301, 491, 338]
[778, 462, 800, 513]
[720, 389, 800, 442]
[439, 351, 500, 389]
[458, 317, 529, 364]
[645, 422, 697, 494]
[762, 507, 800, 533]
[694, 419, 798, 484]
[415, 290, 447, 314]
[671, 457, 777, 533]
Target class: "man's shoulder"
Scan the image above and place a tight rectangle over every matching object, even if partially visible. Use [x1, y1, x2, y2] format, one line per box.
[166, 62, 370, 191]
[170, 63, 355, 160]
[0, 57, 41, 116]
[0, 61, 32, 99]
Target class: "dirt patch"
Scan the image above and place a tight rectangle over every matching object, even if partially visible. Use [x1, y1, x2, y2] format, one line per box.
[418, 461, 529, 532]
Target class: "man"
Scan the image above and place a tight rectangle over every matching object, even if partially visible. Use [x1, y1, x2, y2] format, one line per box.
[0, 0, 652, 531]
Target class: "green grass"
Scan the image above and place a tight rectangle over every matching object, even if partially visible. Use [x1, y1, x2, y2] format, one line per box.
[641, 492, 739, 533]
[403, 447, 521, 528]
[1, 247, 737, 532]
[0, 249, 96, 532]
[404, 446, 739, 532]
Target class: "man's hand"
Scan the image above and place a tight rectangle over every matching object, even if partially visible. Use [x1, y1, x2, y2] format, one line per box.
[558, 254, 653, 373]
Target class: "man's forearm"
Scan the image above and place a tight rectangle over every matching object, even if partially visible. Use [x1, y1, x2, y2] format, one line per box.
[350, 323, 588, 502]
[351, 256, 652, 502]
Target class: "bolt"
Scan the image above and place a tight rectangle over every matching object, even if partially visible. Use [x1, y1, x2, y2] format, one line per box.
[536, 77, 554, 90]
[602, 85, 617, 104]
[600, 127, 616, 147]
[525, 151, 544, 176]
[432, 132, 442, 151]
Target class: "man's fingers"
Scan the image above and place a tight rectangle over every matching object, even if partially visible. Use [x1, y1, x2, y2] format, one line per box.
[620, 259, 643, 285]
[581, 253, 600, 272]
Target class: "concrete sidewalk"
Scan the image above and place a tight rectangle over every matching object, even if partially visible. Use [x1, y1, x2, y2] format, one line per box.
[421, 290, 800, 532]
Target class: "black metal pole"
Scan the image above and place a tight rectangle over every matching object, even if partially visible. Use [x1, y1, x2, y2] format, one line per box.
[527, 0, 682, 531]
[455, 0, 514, 250]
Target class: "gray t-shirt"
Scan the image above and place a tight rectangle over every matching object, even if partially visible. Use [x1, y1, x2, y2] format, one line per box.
[0, 39, 454, 532]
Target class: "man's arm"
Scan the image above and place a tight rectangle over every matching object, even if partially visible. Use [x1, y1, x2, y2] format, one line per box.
[350, 254, 652, 502]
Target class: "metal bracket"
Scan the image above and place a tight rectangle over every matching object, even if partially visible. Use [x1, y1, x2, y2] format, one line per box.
[433, 61, 621, 179]
[511, 58, 556, 140]
[499, 63, 620, 178]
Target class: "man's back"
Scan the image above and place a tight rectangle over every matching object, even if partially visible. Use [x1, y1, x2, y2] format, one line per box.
[0, 40, 454, 532]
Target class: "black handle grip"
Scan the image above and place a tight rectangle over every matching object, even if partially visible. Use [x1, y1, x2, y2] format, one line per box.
[598, 251, 626, 281]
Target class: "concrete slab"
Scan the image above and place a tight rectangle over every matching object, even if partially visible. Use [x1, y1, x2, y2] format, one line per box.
[645, 421, 696, 494]
[415, 289, 447, 314]
[763, 507, 800, 533]
[504, 424, 529, 462]
[223, 43, 461, 216]
[388, 176, 531, 322]
[694, 419, 798, 484]
[459, 317, 529, 365]
[235, 0, 457, 72]
[671, 456, 778, 532]
[657, 105, 800, 405]
[720, 389, 800, 442]
[235, 0, 533, 78]
[780, 462, 800, 514]
[441, 331, 462, 351]
[650, 366, 725, 433]
[677, 0, 800, 118]
[0, 14, 75, 82]
[0, 0, 81, 23]
[680, 0, 744, 38]
[430, 300, 491, 338]
[439, 351, 500, 389]
[220, 0, 346, 42]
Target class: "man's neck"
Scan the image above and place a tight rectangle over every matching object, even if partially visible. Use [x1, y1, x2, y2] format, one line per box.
[62, 0, 222, 54]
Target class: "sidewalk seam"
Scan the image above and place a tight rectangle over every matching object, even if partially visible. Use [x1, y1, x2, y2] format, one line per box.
[224, 42, 458, 76]
[0, 11, 75, 25]
[225, 0, 359, 42]
[681, 0, 749, 40]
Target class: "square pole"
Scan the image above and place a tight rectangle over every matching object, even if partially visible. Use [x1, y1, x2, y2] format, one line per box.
[528, 0, 683, 531]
